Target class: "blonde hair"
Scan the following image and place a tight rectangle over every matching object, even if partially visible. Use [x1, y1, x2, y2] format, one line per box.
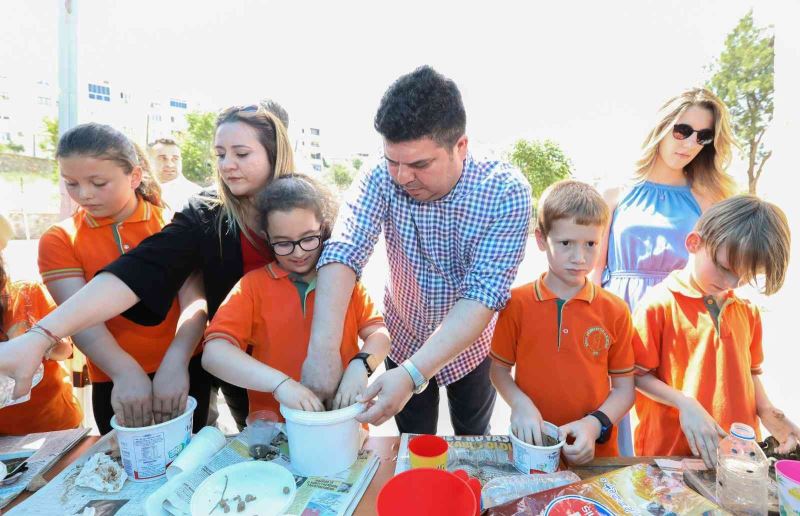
[695, 195, 790, 295]
[635, 88, 737, 202]
[537, 179, 609, 236]
[211, 105, 295, 244]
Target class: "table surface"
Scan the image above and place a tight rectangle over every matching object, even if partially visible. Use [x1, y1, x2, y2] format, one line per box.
[6, 435, 673, 514]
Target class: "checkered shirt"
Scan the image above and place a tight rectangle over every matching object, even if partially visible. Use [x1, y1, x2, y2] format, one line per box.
[318, 156, 532, 385]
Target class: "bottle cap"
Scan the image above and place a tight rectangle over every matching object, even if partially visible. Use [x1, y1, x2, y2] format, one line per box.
[730, 422, 756, 440]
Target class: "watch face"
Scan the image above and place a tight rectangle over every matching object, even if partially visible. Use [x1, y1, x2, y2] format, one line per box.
[414, 380, 429, 395]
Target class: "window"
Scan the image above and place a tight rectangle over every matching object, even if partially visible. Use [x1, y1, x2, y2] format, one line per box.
[310, 141, 320, 147]
[37, 96, 51, 105]
[170, 99, 187, 109]
[0, 132, 11, 142]
[0, 92, 9, 101]
[311, 153, 321, 160]
[88, 83, 110, 102]
[313, 164, 322, 172]
[310, 128, 320, 136]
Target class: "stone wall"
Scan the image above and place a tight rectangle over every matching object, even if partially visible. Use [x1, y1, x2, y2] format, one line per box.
[6, 212, 61, 239]
[0, 153, 55, 175]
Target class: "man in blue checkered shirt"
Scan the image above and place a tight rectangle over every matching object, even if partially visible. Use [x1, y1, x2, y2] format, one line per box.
[302, 66, 532, 435]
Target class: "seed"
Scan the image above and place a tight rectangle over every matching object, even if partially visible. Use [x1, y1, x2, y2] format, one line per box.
[283, 486, 291, 495]
[245, 494, 256, 502]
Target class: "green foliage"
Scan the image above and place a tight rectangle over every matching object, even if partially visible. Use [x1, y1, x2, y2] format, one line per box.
[352, 157, 363, 171]
[0, 141, 24, 154]
[40, 117, 59, 157]
[707, 10, 774, 194]
[329, 163, 354, 190]
[179, 112, 216, 186]
[507, 139, 572, 203]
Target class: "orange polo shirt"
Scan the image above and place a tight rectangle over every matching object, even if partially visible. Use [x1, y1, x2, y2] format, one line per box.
[204, 263, 384, 419]
[38, 198, 183, 383]
[633, 270, 764, 457]
[0, 281, 82, 435]
[490, 275, 635, 457]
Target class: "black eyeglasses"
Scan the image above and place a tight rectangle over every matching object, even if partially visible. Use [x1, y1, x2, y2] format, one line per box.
[270, 235, 322, 256]
[673, 124, 714, 145]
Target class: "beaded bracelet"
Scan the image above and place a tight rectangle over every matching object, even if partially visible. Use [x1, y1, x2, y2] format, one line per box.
[28, 324, 64, 359]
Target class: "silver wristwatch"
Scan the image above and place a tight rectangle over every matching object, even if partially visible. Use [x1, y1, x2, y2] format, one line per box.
[401, 359, 429, 394]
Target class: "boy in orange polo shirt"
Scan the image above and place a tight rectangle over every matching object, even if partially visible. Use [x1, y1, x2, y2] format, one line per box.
[491, 180, 635, 464]
[633, 195, 800, 467]
[202, 174, 390, 419]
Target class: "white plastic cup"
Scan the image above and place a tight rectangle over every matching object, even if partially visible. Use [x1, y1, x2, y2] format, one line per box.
[280, 402, 364, 477]
[509, 422, 565, 474]
[165, 425, 226, 480]
[110, 396, 197, 481]
[776, 460, 800, 515]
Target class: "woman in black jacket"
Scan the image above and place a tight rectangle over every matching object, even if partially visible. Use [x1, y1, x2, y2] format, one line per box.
[1, 103, 295, 429]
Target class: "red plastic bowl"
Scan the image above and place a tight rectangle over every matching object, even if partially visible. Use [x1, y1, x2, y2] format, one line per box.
[376, 468, 478, 516]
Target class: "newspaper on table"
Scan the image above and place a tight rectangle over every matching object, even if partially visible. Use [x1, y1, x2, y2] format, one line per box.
[395, 433, 522, 486]
[0, 427, 89, 509]
[6, 431, 165, 515]
[10, 426, 379, 516]
[163, 428, 380, 516]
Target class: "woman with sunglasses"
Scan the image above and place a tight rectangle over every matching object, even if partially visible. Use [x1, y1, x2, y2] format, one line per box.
[591, 88, 737, 455]
[0, 103, 295, 430]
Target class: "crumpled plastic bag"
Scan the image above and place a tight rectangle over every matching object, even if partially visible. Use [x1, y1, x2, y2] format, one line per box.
[482, 471, 581, 508]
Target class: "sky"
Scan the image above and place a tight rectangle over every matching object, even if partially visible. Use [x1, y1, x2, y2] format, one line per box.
[0, 0, 789, 185]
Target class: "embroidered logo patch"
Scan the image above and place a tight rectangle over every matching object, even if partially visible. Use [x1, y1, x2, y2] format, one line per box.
[584, 326, 611, 357]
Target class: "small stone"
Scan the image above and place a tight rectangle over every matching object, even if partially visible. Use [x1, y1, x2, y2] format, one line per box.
[283, 486, 291, 495]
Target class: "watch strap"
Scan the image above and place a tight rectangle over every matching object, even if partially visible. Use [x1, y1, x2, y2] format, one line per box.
[350, 352, 374, 377]
[587, 410, 613, 444]
[401, 359, 427, 393]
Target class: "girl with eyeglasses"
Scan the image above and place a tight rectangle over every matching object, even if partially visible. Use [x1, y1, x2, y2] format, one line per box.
[591, 88, 737, 455]
[0, 103, 295, 430]
[202, 174, 390, 418]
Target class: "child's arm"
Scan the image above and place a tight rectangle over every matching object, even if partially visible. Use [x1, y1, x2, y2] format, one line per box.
[490, 359, 545, 446]
[45, 276, 154, 428]
[152, 272, 208, 423]
[46, 338, 73, 361]
[202, 338, 324, 412]
[754, 374, 800, 453]
[332, 323, 390, 410]
[560, 375, 634, 465]
[636, 373, 726, 467]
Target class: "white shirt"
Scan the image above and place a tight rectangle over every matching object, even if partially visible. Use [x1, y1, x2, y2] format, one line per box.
[160, 175, 202, 221]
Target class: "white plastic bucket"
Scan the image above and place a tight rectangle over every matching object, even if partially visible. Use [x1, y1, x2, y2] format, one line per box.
[509, 422, 565, 474]
[110, 396, 197, 481]
[280, 402, 364, 477]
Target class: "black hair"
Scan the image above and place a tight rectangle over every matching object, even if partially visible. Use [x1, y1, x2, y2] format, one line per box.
[374, 65, 466, 148]
[256, 174, 338, 241]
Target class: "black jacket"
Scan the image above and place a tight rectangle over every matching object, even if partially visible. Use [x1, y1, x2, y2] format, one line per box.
[103, 190, 244, 326]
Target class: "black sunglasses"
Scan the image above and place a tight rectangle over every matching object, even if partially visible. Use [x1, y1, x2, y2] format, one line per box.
[673, 124, 714, 145]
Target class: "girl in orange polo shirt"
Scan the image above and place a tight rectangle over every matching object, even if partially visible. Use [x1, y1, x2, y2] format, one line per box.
[0, 239, 82, 435]
[38, 123, 210, 434]
[202, 174, 390, 418]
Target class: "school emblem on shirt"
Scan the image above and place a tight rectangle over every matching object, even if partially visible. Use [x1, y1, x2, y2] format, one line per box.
[584, 326, 611, 357]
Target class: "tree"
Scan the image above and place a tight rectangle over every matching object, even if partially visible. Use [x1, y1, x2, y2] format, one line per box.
[707, 10, 774, 194]
[40, 116, 59, 158]
[329, 163, 354, 190]
[507, 139, 572, 203]
[180, 111, 216, 186]
[352, 157, 363, 171]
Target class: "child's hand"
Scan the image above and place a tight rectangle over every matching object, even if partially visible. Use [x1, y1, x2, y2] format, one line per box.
[274, 378, 325, 412]
[0, 332, 48, 399]
[677, 397, 726, 468]
[559, 416, 600, 465]
[510, 397, 545, 446]
[152, 358, 190, 424]
[331, 360, 368, 410]
[111, 368, 154, 428]
[760, 407, 800, 454]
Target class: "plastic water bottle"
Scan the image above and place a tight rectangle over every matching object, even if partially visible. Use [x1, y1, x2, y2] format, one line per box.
[716, 422, 769, 515]
[0, 364, 44, 408]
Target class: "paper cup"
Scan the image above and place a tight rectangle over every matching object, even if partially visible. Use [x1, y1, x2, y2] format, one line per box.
[509, 422, 565, 474]
[409, 434, 449, 470]
[110, 396, 197, 481]
[776, 460, 800, 515]
[165, 425, 226, 480]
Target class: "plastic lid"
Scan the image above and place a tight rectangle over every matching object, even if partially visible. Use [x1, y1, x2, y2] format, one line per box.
[730, 422, 756, 440]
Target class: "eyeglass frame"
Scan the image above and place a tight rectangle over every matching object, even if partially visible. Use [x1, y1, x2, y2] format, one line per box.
[672, 123, 714, 146]
[269, 235, 323, 256]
